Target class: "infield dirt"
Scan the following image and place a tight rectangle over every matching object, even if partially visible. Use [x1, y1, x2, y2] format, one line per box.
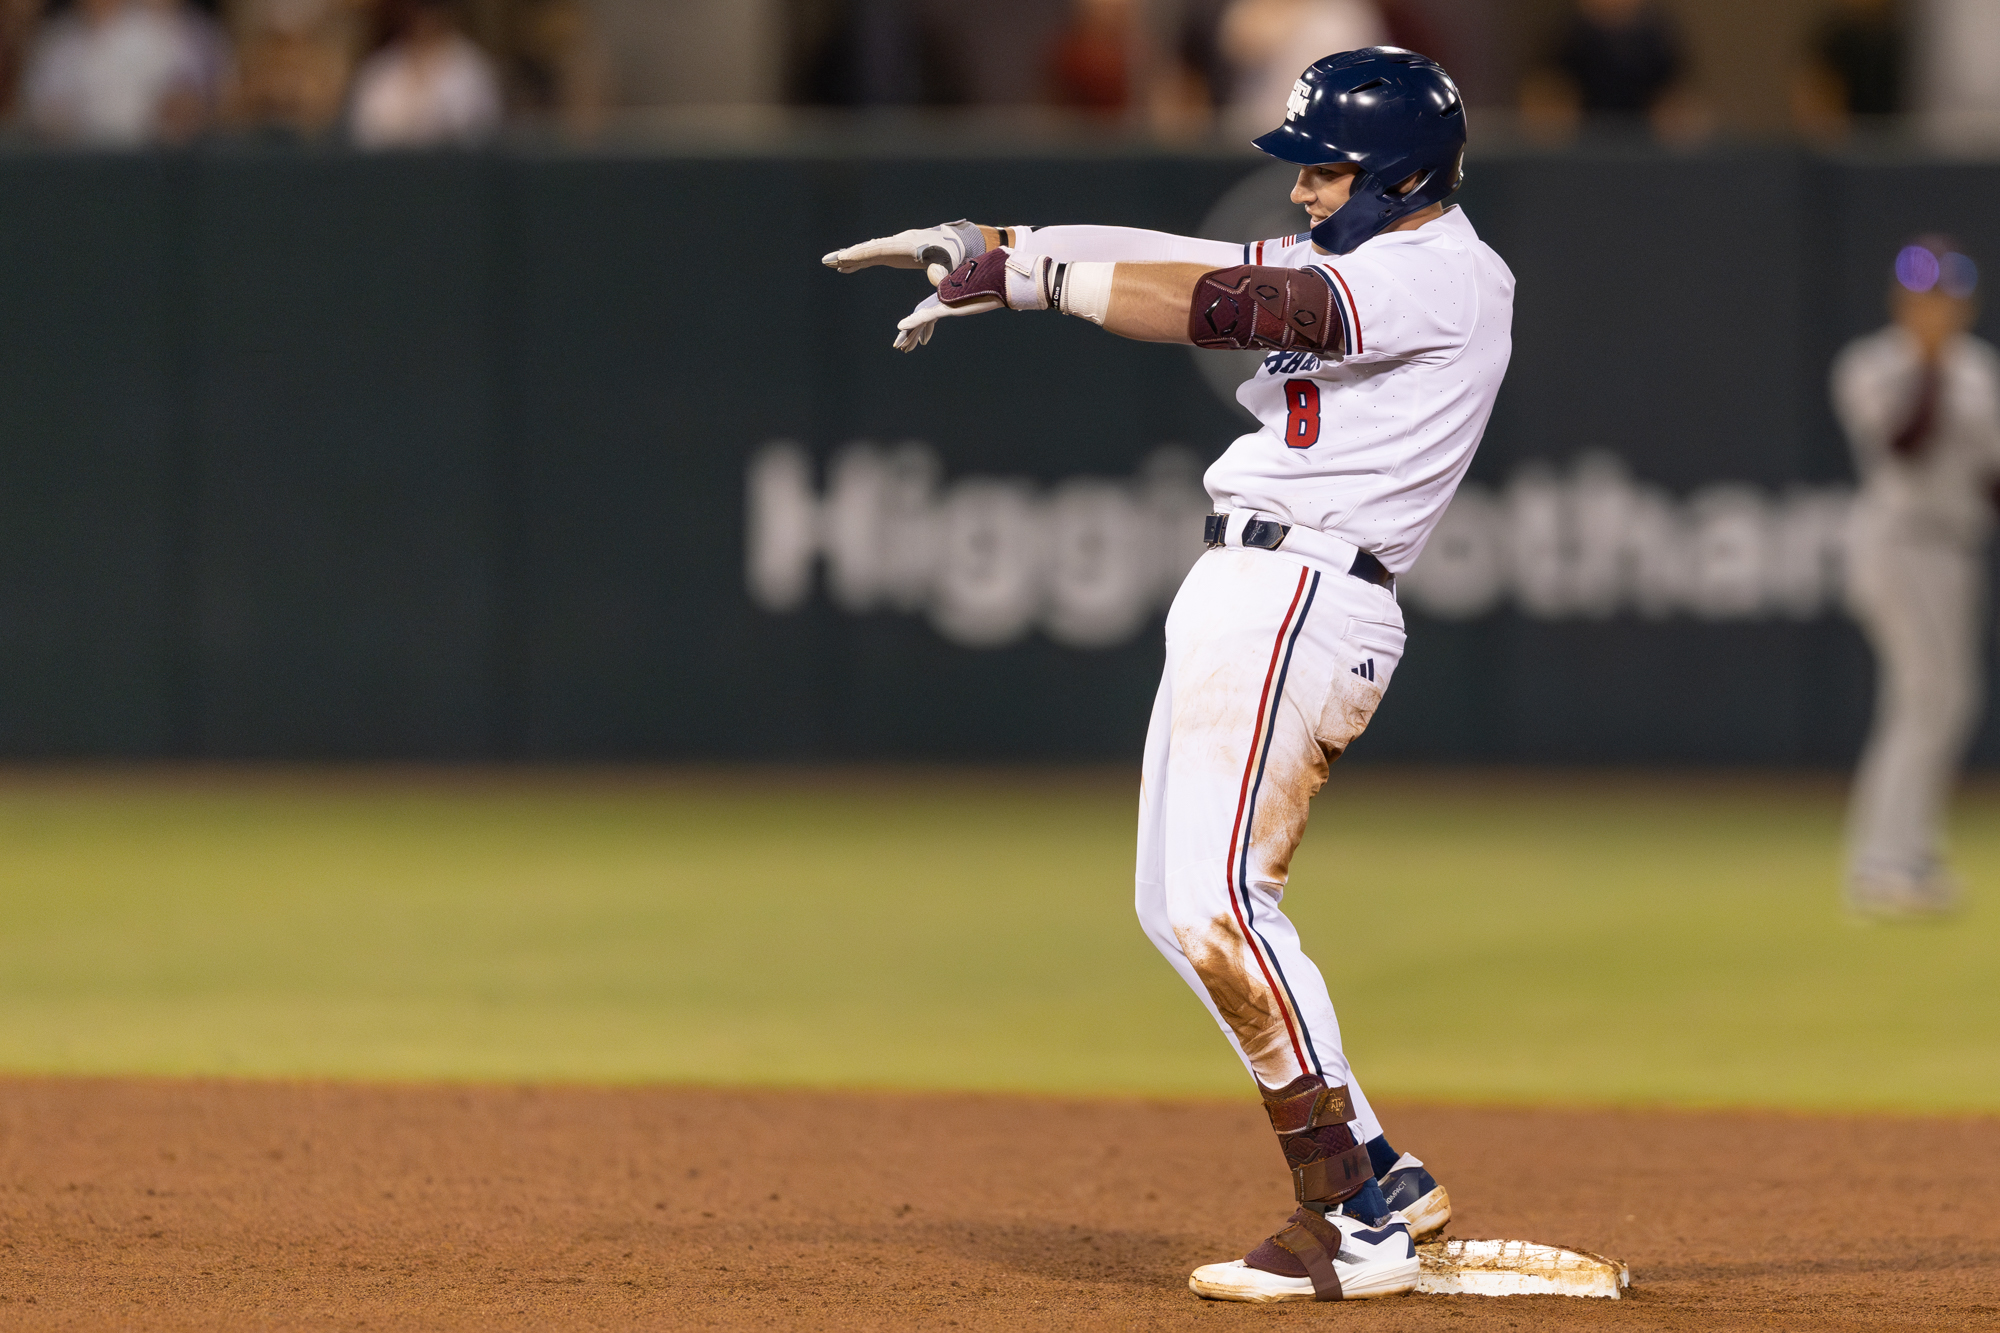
[0, 1079, 1992, 1331]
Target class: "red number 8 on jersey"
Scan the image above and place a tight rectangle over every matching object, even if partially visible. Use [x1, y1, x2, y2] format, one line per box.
[1283, 379, 1320, 449]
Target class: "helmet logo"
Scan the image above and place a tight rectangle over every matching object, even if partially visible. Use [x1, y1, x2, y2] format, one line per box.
[1287, 79, 1311, 121]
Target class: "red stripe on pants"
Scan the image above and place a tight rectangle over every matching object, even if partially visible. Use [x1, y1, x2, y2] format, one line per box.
[1220, 566, 1312, 1079]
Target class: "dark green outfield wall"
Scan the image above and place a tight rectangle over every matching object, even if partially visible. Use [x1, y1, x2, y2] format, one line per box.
[2, 143, 1997, 761]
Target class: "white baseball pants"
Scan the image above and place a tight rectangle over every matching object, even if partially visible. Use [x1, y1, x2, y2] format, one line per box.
[1845, 518, 1986, 882]
[1135, 544, 1405, 1140]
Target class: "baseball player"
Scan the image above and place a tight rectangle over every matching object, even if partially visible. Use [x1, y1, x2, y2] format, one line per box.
[824, 47, 1513, 1302]
[1836, 235, 2000, 919]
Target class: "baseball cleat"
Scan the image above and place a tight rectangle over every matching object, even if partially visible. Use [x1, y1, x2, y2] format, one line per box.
[1378, 1151, 1451, 1240]
[1189, 1209, 1419, 1303]
[1846, 869, 1962, 920]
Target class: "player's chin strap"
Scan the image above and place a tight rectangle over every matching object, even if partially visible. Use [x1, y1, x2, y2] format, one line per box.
[1308, 148, 1464, 256]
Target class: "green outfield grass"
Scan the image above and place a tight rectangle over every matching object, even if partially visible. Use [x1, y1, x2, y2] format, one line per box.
[0, 765, 1994, 1112]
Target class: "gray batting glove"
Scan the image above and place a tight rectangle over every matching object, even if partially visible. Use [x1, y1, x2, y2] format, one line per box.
[822, 219, 986, 275]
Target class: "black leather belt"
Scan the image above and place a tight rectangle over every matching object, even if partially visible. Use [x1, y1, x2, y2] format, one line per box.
[1202, 514, 1394, 589]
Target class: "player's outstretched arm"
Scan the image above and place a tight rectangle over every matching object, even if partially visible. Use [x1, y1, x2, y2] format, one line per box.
[902, 258, 1212, 346]
[822, 221, 1241, 283]
[1008, 226, 1247, 268]
[1099, 262, 1210, 343]
[893, 252, 1346, 356]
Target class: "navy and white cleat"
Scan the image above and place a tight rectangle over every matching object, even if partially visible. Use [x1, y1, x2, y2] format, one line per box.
[1379, 1152, 1452, 1241]
[1189, 1209, 1419, 1303]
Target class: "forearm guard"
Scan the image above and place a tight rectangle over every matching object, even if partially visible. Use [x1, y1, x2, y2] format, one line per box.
[1188, 265, 1342, 354]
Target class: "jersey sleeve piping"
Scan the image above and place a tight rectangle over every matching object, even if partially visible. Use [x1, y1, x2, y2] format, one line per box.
[1308, 264, 1361, 356]
[1248, 235, 1309, 267]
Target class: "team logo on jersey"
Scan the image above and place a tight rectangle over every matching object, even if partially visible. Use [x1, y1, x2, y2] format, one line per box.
[1287, 80, 1311, 121]
[1263, 350, 1320, 376]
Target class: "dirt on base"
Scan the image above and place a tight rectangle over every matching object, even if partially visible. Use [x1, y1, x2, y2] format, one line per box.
[0, 1081, 1994, 1331]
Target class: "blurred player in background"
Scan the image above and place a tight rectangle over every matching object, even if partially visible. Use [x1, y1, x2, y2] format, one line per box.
[1836, 235, 2000, 919]
[825, 47, 1512, 1303]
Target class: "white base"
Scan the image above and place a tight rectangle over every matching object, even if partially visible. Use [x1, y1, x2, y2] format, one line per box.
[1416, 1240, 1630, 1299]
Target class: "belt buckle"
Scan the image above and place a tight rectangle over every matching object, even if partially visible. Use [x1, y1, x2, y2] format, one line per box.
[1204, 513, 1292, 552]
[1243, 518, 1289, 551]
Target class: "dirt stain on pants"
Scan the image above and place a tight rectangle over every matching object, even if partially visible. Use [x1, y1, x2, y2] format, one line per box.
[1174, 912, 1300, 1084]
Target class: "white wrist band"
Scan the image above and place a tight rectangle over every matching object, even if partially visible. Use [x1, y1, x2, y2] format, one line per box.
[1004, 255, 1048, 310]
[1056, 261, 1115, 325]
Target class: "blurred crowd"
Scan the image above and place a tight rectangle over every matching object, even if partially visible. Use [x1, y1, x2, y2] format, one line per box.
[0, 0, 1993, 148]
[785, 0, 1994, 144]
[0, 0, 600, 146]
[1516, 0, 1916, 141]
[787, 0, 1494, 131]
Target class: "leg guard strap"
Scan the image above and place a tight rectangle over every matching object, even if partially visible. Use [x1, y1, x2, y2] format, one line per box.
[1293, 1141, 1375, 1204]
[1272, 1208, 1345, 1301]
[1263, 1080, 1354, 1135]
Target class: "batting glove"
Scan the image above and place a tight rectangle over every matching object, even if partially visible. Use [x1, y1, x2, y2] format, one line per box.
[821, 219, 987, 277]
[892, 249, 1055, 352]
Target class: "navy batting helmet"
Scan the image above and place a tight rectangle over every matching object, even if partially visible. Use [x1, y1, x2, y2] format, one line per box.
[1252, 47, 1467, 256]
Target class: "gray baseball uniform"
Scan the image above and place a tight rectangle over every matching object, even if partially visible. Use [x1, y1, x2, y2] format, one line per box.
[1833, 324, 2000, 902]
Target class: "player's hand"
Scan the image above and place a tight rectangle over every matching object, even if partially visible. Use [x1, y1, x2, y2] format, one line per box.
[822, 220, 985, 275]
[893, 292, 1000, 351]
[891, 250, 1051, 352]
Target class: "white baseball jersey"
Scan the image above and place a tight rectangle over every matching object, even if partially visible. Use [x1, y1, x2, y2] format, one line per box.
[1204, 207, 1515, 574]
[1833, 326, 2000, 549]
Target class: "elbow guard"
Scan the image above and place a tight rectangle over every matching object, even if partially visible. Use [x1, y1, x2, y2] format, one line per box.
[1188, 265, 1342, 354]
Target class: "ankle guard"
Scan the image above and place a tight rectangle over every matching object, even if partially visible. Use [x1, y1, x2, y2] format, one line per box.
[1261, 1075, 1373, 1206]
